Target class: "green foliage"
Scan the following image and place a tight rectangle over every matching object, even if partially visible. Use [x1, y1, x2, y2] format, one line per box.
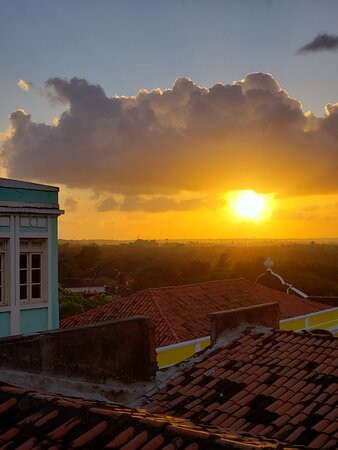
[59, 287, 112, 320]
[59, 300, 86, 318]
[59, 241, 338, 297]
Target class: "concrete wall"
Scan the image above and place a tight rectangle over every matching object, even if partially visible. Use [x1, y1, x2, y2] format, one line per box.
[0, 316, 157, 382]
[208, 302, 280, 343]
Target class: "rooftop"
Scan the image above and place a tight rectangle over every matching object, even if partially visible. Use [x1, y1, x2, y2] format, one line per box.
[141, 327, 338, 449]
[0, 177, 59, 192]
[0, 382, 295, 449]
[0, 304, 336, 449]
[61, 279, 331, 347]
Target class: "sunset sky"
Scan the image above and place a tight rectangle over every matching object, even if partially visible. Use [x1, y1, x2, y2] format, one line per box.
[1, 0, 338, 239]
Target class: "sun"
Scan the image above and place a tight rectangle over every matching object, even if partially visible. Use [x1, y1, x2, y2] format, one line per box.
[228, 190, 272, 221]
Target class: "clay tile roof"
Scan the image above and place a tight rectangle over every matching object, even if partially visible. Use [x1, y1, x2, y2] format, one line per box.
[142, 328, 338, 449]
[60, 279, 331, 347]
[0, 382, 293, 449]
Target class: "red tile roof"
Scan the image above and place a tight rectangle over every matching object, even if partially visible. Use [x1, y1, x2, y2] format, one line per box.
[0, 382, 293, 449]
[141, 328, 338, 449]
[61, 279, 331, 347]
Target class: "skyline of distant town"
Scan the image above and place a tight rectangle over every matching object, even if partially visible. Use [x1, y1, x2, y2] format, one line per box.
[1, 1, 338, 240]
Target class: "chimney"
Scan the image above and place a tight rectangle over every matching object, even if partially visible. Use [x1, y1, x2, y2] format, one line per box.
[208, 302, 280, 344]
[0, 316, 157, 382]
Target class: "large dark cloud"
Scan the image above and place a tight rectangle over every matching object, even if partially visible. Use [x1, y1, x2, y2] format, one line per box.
[297, 33, 338, 54]
[2, 73, 338, 197]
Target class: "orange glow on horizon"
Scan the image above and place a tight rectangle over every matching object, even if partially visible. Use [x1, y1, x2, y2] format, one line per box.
[55, 185, 338, 240]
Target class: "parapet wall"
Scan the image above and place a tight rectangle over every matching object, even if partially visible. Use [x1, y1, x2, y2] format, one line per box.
[0, 316, 157, 382]
[208, 302, 280, 343]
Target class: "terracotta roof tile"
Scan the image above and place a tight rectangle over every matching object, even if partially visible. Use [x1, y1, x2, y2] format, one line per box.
[141, 433, 165, 450]
[308, 433, 330, 448]
[60, 278, 330, 346]
[120, 430, 148, 449]
[326, 439, 338, 449]
[314, 419, 331, 433]
[0, 382, 293, 449]
[105, 426, 134, 448]
[326, 393, 337, 405]
[142, 328, 338, 448]
[0, 398, 17, 414]
[48, 417, 82, 440]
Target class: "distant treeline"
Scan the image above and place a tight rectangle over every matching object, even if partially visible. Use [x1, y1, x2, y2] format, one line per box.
[59, 239, 338, 296]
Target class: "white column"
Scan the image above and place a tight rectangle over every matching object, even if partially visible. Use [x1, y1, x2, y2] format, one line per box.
[10, 215, 20, 335]
[47, 216, 52, 329]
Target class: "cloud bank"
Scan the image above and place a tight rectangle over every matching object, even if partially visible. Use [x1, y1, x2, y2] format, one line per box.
[297, 33, 338, 54]
[2, 73, 338, 199]
[96, 194, 217, 213]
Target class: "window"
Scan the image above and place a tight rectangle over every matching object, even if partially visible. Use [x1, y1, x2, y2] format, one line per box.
[0, 240, 6, 306]
[20, 240, 45, 303]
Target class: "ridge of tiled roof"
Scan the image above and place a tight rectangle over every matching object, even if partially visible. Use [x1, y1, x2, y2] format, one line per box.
[141, 327, 338, 449]
[60, 278, 332, 347]
[148, 288, 180, 344]
[0, 381, 296, 449]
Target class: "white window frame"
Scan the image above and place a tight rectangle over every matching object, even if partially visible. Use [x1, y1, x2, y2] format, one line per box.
[19, 239, 47, 304]
[0, 240, 8, 306]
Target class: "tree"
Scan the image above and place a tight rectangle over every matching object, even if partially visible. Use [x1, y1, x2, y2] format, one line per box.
[77, 245, 101, 276]
[181, 260, 212, 283]
[216, 253, 229, 269]
[59, 287, 112, 320]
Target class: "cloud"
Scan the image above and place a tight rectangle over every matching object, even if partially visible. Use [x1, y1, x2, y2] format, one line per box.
[2, 73, 338, 198]
[63, 196, 79, 211]
[96, 196, 120, 212]
[120, 196, 208, 213]
[17, 79, 33, 91]
[297, 33, 338, 54]
[97, 194, 217, 212]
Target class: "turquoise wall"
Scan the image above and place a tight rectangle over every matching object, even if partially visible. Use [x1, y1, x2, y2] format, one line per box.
[0, 215, 10, 232]
[51, 217, 59, 328]
[0, 187, 58, 205]
[20, 220, 48, 233]
[0, 312, 10, 337]
[19, 227, 48, 233]
[20, 308, 48, 334]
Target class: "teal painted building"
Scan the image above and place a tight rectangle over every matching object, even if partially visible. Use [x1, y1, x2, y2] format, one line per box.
[0, 178, 63, 337]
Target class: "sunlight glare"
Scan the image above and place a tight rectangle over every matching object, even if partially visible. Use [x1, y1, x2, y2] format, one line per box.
[228, 190, 272, 221]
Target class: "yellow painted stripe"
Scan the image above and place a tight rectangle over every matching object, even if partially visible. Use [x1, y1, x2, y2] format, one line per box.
[280, 318, 305, 331]
[309, 310, 338, 327]
[309, 319, 338, 330]
[157, 343, 195, 367]
[200, 339, 211, 350]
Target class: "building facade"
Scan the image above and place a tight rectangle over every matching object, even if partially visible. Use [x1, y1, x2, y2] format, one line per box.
[0, 178, 63, 337]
